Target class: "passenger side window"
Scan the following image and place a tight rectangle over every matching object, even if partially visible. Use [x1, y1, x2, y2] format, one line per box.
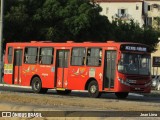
[24, 47, 38, 64]
[39, 47, 54, 65]
[87, 48, 102, 66]
[8, 47, 13, 63]
[71, 47, 86, 66]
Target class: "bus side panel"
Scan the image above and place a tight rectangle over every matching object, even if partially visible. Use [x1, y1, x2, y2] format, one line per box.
[67, 66, 87, 90]
[90, 67, 103, 91]
[3, 73, 12, 84]
[39, 65, 55, 89]
[21, 64, 36, 86]
[67, 66, 103, 91]
[20, 74, 31, 86]
[21, 65, 55, 88]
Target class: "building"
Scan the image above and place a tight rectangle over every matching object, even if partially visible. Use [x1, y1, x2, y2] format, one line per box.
[143, 0, 160, 29]
[143, 0, 160, 74]
[151, 45, 160, 75]
[94, 0, 144, 26]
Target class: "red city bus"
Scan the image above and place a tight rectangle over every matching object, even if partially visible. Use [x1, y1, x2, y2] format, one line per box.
[3, 41, 151, 98]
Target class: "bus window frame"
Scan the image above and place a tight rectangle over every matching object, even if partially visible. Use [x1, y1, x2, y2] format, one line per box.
[86, 47, 102, 67]
[24, 46, 39, 65]
[7, 47, 13, 64]
[39, 47, 54, 65]
[70, 47, 86, 66]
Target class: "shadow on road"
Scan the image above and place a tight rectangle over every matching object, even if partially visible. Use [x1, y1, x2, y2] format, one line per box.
[0, 85, 160, 103]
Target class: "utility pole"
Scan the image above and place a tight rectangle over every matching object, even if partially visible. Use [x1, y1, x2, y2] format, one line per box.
[0, 0, 4, 83]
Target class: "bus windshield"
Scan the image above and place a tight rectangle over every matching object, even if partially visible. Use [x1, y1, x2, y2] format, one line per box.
[118, 53, 151, 75]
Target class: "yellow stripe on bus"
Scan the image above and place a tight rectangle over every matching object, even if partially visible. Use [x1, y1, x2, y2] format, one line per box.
[56, 88, 65, 91]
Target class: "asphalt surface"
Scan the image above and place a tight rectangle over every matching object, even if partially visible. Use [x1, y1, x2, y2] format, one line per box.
[0, 84, 160, 119]
[0, 84, 160, 103]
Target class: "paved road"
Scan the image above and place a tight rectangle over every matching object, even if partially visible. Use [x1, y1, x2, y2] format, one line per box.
[0, 84, 160, 118]
[0, 84, 160, 102]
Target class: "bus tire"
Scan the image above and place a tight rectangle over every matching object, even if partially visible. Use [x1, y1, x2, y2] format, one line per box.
[31, 77, 43, 93]
[56, 90, 71, 95]
[115, 92, 128, 99]
[88, 81, 101, 98]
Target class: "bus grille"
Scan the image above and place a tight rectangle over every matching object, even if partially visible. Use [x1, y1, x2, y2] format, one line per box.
[131, 88, 145, 92]
[129, 83, 145, 86]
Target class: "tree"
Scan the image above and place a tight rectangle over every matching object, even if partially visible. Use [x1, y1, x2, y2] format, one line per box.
[4, 0, 111, 43]
[154, 17, 160, 30]
[109, 19, 160, 51]
[33, 0, 111, 42]
[3, 0, 160, 52]
[4, 0, 45, 43]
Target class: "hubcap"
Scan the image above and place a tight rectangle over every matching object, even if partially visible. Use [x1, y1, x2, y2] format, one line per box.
[34, 81, 39, 90]
[90, 85, 97, 93]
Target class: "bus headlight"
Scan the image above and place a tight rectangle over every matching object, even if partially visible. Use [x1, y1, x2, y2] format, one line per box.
[118, 78, 130, 86]
[144, 81, 151, 87]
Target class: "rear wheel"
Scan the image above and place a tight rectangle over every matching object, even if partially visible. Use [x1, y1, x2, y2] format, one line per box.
[88, 81, 101, 98]
[115, 92, 128, 99]
[56, 90, 71, 95]
[31, 77, 47, 93]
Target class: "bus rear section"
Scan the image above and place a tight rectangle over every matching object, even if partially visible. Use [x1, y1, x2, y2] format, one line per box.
[4, 46, 23, 85]
[3, 42, 151, 99]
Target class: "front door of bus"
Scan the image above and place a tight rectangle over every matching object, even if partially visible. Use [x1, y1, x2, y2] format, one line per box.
[13, 49, 23, 85]
[56, 50, 70, 88]
[104, 50, 117, 90]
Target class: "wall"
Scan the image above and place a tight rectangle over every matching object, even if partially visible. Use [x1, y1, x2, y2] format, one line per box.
[98, 2, 144, 26]
[151, 43, 160, 75]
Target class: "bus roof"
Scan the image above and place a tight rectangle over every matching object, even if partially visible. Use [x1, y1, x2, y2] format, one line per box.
[6, 40, 149, 48]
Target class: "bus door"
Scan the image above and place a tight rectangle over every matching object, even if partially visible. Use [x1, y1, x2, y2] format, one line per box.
[103, 50, 117, 90]
[56, 50, 70, 88]
[13, 49, 23, 84]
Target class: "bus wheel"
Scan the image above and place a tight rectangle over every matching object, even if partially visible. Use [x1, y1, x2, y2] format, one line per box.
[88, 81, 101, 98]
[56, 90, 71, 95]
[115, 92, 128, 99]
[31, 77, 43, 93]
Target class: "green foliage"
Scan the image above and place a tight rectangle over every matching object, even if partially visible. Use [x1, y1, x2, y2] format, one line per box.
[109, 19, 160, 52]
[4, 0, 46, 42]
[3, 0, 160, 52]
[143, 26, 160, 52]
[4, 0, 110, 43]
[154, 17, 160, 30]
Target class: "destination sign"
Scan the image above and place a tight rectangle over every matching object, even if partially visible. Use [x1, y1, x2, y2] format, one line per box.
[125, 46, 147, 52]
[120, 44, 150, 52]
